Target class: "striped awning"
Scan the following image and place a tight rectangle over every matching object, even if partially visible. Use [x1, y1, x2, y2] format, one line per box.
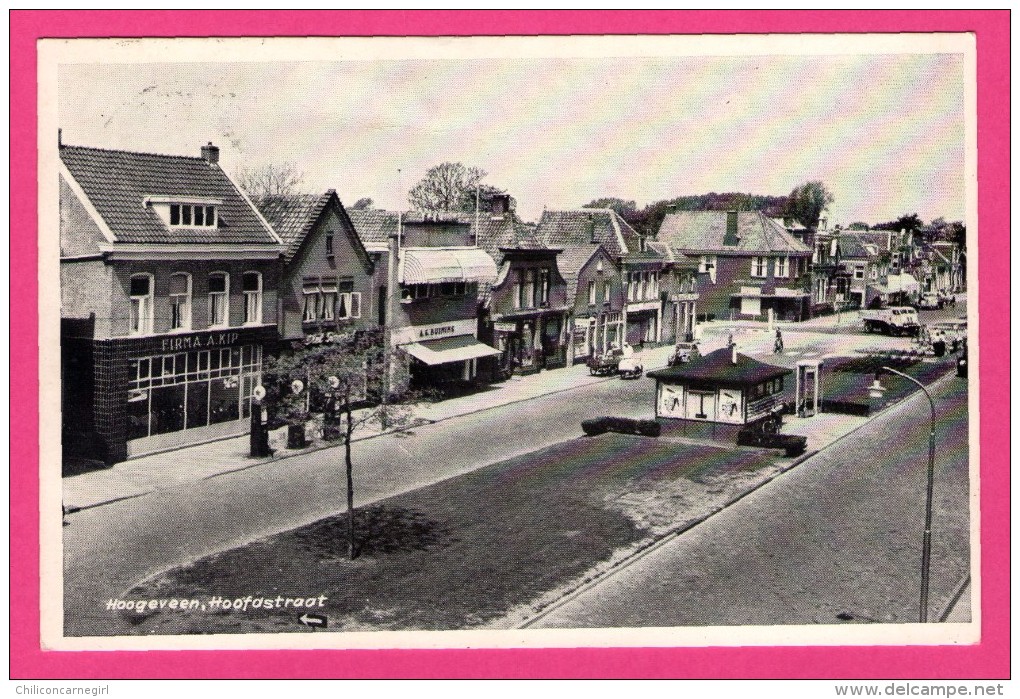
[400, 248, 498, 284]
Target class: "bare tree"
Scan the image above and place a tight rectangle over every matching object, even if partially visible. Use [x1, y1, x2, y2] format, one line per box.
[236, 162, 306, 197]
[408, 162, 486, 212]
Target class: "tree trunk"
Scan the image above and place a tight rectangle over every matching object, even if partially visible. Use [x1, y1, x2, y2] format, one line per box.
[345, 402, 356, 559]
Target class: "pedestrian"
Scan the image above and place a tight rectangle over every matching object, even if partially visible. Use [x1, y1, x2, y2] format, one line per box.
[774, 328, 784, 354]
[727, 333, 735, 349]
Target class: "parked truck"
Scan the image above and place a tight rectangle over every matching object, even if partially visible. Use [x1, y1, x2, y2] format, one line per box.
[860, 306, 921, 336]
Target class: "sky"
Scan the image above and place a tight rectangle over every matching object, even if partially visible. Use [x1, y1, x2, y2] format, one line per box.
[57, 48, 966, 226]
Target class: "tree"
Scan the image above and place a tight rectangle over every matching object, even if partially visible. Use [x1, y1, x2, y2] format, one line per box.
[848, 221, 870, 230]
[237, 162, 305, 197]
[408, 162, 486, 212]
[349, 197, 374, 210]
[785, 181, 834, 229]
[874, 213, 923, 233]
[583, 198, 637, 218]
[265, 332, 419, 559]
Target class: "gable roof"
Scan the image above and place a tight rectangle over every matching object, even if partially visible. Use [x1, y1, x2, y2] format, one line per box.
[647, 347, 792, 385]
[253, 190, 372, 269]
[59, 144, 278, 246]
[537, 208, 639, 259]
[345, 209, 400, 246]
[555, 244, 607, 301]
[837, 231, 875, 260]
[656, 211, 810, 255]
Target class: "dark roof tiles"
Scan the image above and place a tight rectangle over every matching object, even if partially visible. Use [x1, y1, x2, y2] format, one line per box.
[656, 211, 810, 255]
[59, 144, 278, 246]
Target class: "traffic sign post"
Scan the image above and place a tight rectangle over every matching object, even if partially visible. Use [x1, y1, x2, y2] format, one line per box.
[249, 385, 271, 458]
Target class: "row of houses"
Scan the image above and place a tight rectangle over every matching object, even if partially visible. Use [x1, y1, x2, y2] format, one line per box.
[59, 140, 962, 464]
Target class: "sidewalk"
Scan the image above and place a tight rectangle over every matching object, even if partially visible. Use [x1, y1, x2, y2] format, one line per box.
[63, 345, 678, 511]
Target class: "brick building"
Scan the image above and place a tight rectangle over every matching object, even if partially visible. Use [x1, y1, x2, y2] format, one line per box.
[537, 208, 669, 362]
[60, 141, 283, 464]
[472, 195, 570, 376]
[656, 210, 812, 322]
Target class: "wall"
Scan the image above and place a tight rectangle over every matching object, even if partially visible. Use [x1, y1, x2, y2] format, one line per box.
[572, 251, 623, 318]
[489, 254, 569, 319]
[61, 260, 114, 337]
[60, 175, 107, 257]
[108, 258, 280, 339]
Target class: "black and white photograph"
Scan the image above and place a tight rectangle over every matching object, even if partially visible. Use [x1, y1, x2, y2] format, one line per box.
[41, 32, 977, 649]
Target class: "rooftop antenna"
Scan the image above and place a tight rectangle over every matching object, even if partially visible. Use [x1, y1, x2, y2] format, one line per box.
[474, 182, 480, 247]
[397, 168, 403, 250]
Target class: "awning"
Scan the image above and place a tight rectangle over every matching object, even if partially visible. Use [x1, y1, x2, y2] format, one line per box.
[402, 334, 501, 365]
[867, 283, 891, 295]
[400, 248, 498, 284]
[887, 273, 920, 293]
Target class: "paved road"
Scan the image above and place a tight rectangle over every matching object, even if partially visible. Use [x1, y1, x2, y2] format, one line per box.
[530, 374, 970, 628]
[62, 325, 941, 636]
[63, 365, 658, 636]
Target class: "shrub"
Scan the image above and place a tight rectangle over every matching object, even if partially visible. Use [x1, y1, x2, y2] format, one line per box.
[582, 416, 660, 438]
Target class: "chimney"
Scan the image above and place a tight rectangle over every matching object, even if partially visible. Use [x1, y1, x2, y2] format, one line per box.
[490, 194, 511, 216]
[201, 142, 219, 165]
[58, 128, 62, 147]
[723, 210, 739, 246]
[731, 344, 738, 364]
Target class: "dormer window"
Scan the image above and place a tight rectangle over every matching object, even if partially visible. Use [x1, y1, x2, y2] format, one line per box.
[145, 196, 222, 229]
[170, 203, 217, 228]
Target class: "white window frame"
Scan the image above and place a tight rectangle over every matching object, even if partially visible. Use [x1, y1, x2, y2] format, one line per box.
[602, 279, 611, 304]
[242, 271, 263, 325]
[854, 264, 866, 280]
[208, 272, 230, 328]
[129, 273, 154, 336]
[169, 272, 192, 332]
[588, 280, 596, 305]
[524, 270, 536, 308]
[335, 291, 362, 320]
[514, 272, 523, 310]
[304, 288, 320, 322]
[751, 256, 767, 278]
[870, 265, 878, 280]
[540, 268, 550, 305]
[699, 255, 716, 273]
[170, 203, 217, 228]
[776, 257, 789, 278]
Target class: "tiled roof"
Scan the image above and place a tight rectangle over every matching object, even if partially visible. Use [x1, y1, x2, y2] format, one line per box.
[554, 244, 602, 301]
[837, 232, 874, 259]
[536, 209, 635, 259]
[647, 347, 792, 385]
[253, 191, 332, 261]
[474, 212, 546, 264]
[656, 211, 810, 255]
[346, 209, 400, 244]
[59, 144, 277, 245]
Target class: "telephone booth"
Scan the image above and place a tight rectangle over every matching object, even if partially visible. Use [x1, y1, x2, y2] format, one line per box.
[795, 359, 824, 417]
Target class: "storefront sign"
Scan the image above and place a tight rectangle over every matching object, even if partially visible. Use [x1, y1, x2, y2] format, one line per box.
[304, 330, 356, 346]
[161, 331, 240, 353]
[391, 318, 476, 346]
[493, 322, 517, 333]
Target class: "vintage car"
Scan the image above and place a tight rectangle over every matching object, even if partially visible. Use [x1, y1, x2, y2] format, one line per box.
[617, 354, 644, 380]
[917, 293, 944, 310]
[587, 348, 624, 376]
[668, 341, 701, 366]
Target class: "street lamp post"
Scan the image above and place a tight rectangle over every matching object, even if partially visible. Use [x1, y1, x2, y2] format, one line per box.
[869, 366, 937, 623]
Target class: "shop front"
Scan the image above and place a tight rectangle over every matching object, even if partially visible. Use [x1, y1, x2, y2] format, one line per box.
[78, 325, 279, 462]
[394, 319, 501, 390]
[625, 300, 662, 347]
[491, 313, 567, 375]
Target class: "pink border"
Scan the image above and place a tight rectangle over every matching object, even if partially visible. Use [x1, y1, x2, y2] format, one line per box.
[12, 10, 1009, 679]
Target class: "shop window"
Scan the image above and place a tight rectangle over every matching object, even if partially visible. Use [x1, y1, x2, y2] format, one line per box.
[208, 273, 229, 327]
[129, 274, 154, 335]
[242, 272, 262, 325]
[169, 273, 192, 331]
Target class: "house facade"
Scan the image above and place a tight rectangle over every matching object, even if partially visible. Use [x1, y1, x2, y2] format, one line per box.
[347, 209, 500, 389]
[254, 190, 376, 347]
[473, 195, 571, 375]
[60, 142, 284, 464]
[657, 210, 812, 322]
[538, 209, 668, 362]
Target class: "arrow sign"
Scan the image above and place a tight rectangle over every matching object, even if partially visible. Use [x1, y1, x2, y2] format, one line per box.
[298, 613, 327, 629]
